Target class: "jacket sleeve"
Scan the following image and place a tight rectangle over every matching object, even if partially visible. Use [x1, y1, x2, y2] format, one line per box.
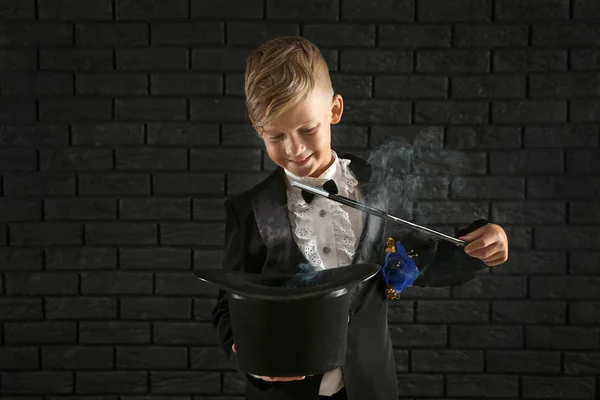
[210, 199, 273, 390]
[412, 219, 490, 288]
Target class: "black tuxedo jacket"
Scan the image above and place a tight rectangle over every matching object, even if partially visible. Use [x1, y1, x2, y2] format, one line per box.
[211, 153, 489, 400]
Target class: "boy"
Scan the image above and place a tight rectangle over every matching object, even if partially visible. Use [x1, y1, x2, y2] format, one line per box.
[212, 36, 508, 400]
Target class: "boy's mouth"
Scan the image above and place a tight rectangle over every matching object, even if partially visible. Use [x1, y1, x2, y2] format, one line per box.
[289, 154, 312, 165]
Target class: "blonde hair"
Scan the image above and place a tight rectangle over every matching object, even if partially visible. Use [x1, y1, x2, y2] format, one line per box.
[244, 36, 334, 135]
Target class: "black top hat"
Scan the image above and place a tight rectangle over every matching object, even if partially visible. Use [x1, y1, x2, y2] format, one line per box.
[195, 263, 380, 377]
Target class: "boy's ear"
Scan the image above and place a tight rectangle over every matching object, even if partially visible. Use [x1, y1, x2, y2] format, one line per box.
[330, 94, 343, 125]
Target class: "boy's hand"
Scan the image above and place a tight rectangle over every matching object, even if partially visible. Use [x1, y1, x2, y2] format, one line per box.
[458, 223, 508, 266]
[232, 343, 306, 382]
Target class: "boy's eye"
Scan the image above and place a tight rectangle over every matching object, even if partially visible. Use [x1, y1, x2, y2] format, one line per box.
[270, 135, 284, 141]
[301, 126, 316, 133]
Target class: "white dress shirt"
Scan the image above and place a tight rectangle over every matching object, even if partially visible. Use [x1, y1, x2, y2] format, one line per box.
[284, 151, 365, 396]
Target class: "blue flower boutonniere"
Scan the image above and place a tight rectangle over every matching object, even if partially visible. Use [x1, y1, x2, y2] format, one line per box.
[382, 238, 420, 299]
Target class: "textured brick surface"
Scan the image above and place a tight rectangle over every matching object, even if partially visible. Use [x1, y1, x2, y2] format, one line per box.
[0, 0, 598, 399]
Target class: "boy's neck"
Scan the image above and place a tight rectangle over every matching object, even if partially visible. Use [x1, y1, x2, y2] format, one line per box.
[308, 150, 335, 178]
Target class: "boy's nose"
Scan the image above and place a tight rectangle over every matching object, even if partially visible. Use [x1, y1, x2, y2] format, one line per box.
[286, 141, 306, 156]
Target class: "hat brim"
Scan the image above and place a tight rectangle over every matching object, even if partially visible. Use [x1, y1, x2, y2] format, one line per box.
[194, 263, 381, 300]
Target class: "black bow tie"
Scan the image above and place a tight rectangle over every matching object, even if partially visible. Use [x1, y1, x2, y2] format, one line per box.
[301, 179, 338, 204]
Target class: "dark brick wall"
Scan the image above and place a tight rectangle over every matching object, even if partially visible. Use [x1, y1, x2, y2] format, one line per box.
[1, 0, 599, 399]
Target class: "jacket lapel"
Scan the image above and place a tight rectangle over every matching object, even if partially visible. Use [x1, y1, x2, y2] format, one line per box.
[250, 167, 307, 275]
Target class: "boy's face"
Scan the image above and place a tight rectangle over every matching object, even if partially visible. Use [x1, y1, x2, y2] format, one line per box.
[260, 89, 343, 178]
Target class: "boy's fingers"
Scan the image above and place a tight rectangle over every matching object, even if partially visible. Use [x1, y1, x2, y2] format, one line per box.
[232, 344, 236, 353]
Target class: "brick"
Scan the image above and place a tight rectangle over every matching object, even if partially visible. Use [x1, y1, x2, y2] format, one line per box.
[40, 49, 112, 71]
[524, 125, 598, 147]
[190, 97, 247, 122]
[151, 73, 221, 95]
[340, 49, 412, 73]
[77, 73, 147, 96]
[331, 74, 372, 97]
[192, 48, 251, 72]
[86, 223, 157, 245]
[116, 148, 187, 171]
[487, 350, 561, 373]
[193, 198, 225, 221]
[341, 0, 413, 21]
[493, 250, 566, 274]
[415, 201, 488, 225]
[0, 348, 38, 369]
[4, 322, 76, 344]
[571, 201, 600, 224]
[116, 0, 187, 19]
[193, 299, 217, 321]
[531, 73, 600, 98]
[330, 125, 368, 148]
[494, 49, 567, 72]
[343, 99, 410, 123]
[81, 271, 153, 294]
[492, 101, 566, 123]
[72, 123, 144, 145]
[117, 48, 187, 70]
[417, 50, 489, 73]
[115, 99, 187, 121]
[387, 300, 414, 323]
[522, 377, 595, 399]
[79, 173, 150, 195]
[450, 177, 524, 200]
[304, 24, 375, 46]
[77, 372, 147, 394]
[570, 252, 600, 274]
[0, 0, 35, 18]
[531, 276, 600, 299]
[0, 249, 43, 271]
[415, 101, 487, 123]
[45, 198, 116, 221]
[76, 23, 147, 45]
[0, 125, 67, 146]
[528, 176, 600, 199]
[226, 22, 299, 46]
[396, 374, 443, 397]
[40, 98, 111, 121]
[397, 285, 451, 299]
[417, 301, 489, 323]
[10, 223, 82, 246]
[160, 222, 224, 246]
[224, 73, 245, 96]
[190, 347, 231, 370]
[533, 23, 600, 46]
[571, 100, 600, 122]
[116, 346, 187, 369]
[452, 75, 525, 98]
[0, 98, 35, 121]
[569, 149, 600, 174]
[492, 201, 565, 224]
[1, 372, 72, 394]
[379, 24, 450, 47]
[375, 76, 447, 98]
[79, 322, 150, 344]
[151, 371, 220, 394]
[153, 173, 224, 195]
[493, 301, 566, 324]
[0, 148, 36, 172]
[191, 0, 263, 18]
[564, 351, 600, 374]
[447, 375, 518, 397]
[447, 126, 522, 149]
[152, 22, 223, 45]
[0, 49, 36, 70]
[450, 326, 523, 348]
[121, 297, 192, 320]
[527, 326, 599, 349]
[121, 248, 191, 270]
[1, 72, 72, 95]
[148, 123, 219, 145]
[193, 250, 224, 269]
[153, 322, 218, 345]
[505, 226, 533, 249]
[45, 248, 117, 271]
[190, 149, 261, 172]
[455, 24, 527, 47]
[496, 0, 570, 19]
[227, 173, 270, 195]
[40, 148, 113, 171]
[419, 0, 490, 21]
[389, 325, 446, 348]
[535, 227, 600, 250]
[0, 23, 71, 45]
[39, 0, 112, 19]
[46, 297, 118, 319]
[570, 302, 600, 325]
[6, 272, 78, 295]
[574, 0, 600, 17]
[42, 346, 113, 370]
[266, 0, 338, 20]
[411, 350, 483, 372]
[572, 49, 600, 70]
[120, 198, 190, 220]
[0, 298, 42, 320]
[452, 276, 526, 298]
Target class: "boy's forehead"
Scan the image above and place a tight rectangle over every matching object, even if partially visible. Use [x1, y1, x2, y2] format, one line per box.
[264, 94, 325, 132]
